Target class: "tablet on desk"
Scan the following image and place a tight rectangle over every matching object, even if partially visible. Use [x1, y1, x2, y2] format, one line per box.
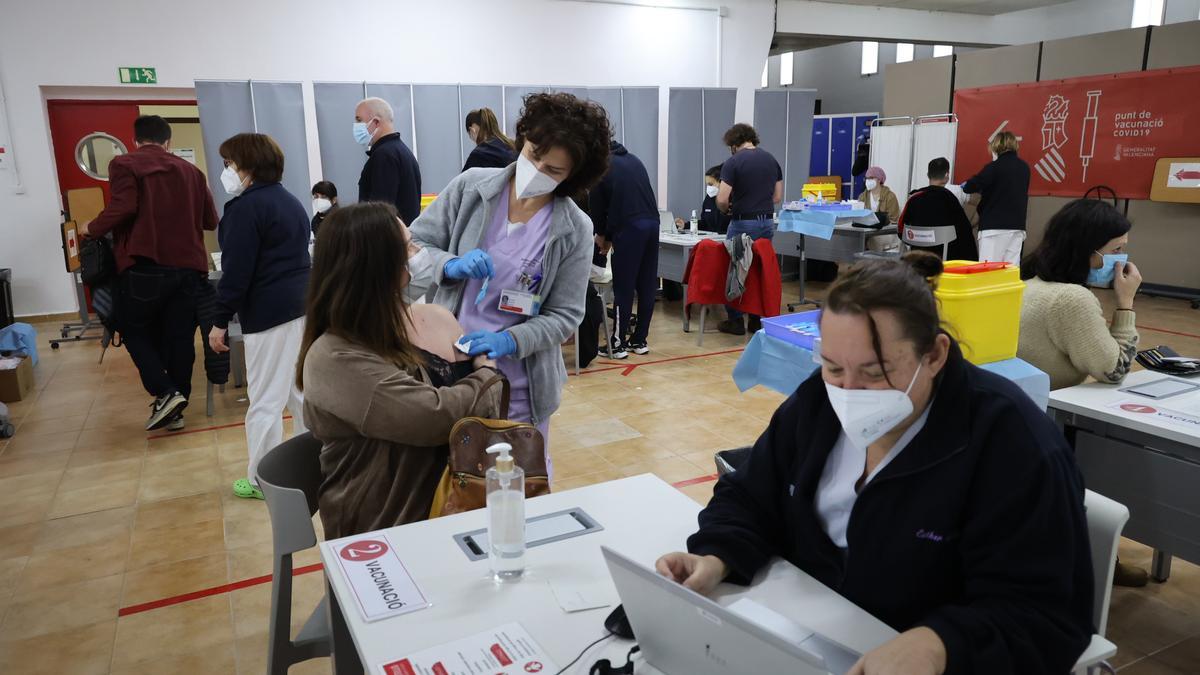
[1120, 377, 1200, 400]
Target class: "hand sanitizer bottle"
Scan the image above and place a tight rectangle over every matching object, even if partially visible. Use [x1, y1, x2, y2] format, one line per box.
[689, 210, 699, 235]
[486, 442, 525, 582]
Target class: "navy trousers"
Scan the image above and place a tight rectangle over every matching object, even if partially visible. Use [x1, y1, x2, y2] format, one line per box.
[611, 218, 660, 343]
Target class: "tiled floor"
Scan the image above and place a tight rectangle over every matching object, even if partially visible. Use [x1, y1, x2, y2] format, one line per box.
[1, 280, 1199, 674]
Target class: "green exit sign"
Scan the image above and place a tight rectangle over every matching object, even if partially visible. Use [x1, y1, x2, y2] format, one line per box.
[119, 67, 157, 85]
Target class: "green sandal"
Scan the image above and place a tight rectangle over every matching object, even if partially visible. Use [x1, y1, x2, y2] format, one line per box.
[232, 478, 264, 500]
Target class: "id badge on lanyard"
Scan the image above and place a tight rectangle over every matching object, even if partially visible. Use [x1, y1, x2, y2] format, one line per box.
[498, 258, 543, 317]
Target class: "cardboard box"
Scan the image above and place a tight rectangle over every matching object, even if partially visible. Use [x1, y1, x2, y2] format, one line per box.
[0, 356, 33, 402]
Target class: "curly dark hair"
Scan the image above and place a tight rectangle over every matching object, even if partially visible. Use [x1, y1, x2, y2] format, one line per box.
[722, 123, 760, 148]
[514, 92, 612, 198]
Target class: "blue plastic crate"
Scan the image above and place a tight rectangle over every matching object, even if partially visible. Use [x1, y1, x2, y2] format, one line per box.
[762, 310, 822, 349]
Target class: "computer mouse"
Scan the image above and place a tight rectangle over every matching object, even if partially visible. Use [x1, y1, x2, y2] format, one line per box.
[604, 604, 635, 640]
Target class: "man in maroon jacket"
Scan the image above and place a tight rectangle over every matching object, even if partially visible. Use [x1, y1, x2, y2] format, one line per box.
[84, 115, 219, 431]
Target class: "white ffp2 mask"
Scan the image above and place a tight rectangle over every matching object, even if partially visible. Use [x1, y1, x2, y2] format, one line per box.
[312, 197, 332, 214]
[865, 179, 879, 191]
[705, 185, 719, 198]
[221, 166, 246, 196]
[514, 152, 560, 199]
[825, 362, 923, 449]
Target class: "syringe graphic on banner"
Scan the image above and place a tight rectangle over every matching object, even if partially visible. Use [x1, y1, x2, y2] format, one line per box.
[1079, 90, 1102, 183]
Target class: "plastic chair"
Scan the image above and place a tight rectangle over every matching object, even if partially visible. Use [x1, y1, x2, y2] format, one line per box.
[256, 432, 331, 674]
[1072, 490, 1129, 675]
[902, 225, 958, 259]
[713, 447, 752, 477]
[573, 281, 614, 374]
[205, 319, 246, 417]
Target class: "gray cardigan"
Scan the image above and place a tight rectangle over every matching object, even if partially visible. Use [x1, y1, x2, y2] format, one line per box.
[407, 166, 593, 425]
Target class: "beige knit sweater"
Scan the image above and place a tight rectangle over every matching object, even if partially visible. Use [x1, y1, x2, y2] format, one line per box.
[1017, 277, 1139, 390]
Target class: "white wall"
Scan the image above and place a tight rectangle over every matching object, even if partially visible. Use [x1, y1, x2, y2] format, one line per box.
[766, 43, 976, 114]
[778, 0, 1199, 45]
[0, 0, 775, 316]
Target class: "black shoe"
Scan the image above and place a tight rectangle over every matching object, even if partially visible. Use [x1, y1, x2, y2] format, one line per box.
[747, 316, 763, 333]
[608, 337, 629, 360]
[146, 391, 188, 431]
[717, 319, 746, 336]
[626, 340, 650, 355]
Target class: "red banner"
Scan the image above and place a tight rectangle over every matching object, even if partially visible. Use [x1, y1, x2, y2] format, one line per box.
[953, 66, 1200, 199]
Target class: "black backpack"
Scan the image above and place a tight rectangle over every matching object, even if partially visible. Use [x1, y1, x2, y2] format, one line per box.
[79, 236, 117, 287]
[79, 235, 121, 354]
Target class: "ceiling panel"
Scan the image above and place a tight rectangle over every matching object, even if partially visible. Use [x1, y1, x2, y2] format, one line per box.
[814, 0, 1075, 15]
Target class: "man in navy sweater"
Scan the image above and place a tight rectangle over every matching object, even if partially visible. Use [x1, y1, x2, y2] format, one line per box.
[354, 97, 422, 225]
[590, 141, 659, 358]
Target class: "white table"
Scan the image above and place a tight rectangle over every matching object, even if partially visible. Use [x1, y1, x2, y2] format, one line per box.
[320, 474, 896, 674]
[657, 231, 725, 332]
[1048, 370, 1200, 581]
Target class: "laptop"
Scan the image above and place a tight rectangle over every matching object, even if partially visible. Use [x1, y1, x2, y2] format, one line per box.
[601, 547, 861, 675]
[659, 210, 677, 233]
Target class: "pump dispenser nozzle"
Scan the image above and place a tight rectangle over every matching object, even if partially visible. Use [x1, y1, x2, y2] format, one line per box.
[487, 442, 515, 474]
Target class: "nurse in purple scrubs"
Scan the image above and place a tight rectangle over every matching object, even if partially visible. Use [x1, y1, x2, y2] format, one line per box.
[407, 93, 613, 464]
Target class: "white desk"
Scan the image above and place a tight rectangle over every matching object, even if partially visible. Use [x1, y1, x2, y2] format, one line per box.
[657, 232, 725, 332]
[1049, 370, 1200, 581]
[320, 474, 896, 674]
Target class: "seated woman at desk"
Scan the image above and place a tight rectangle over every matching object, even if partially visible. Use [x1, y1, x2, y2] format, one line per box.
[1018, 199, 1147, 589]
[675, 165, 732, 234]
[858, 165, 900, 224]
[1018, 199, 1141, 391]
[297, 202, 504, 539]
[657, 252, 1093, 675]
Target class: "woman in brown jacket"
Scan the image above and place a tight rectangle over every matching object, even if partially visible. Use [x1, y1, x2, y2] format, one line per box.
[297, 202, 504, 540]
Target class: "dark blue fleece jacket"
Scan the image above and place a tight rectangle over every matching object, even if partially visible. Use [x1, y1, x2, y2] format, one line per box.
[589, 141, 658, 240]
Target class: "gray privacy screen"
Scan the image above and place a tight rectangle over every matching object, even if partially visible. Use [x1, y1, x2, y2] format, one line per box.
[754, 89, 817, 202]
[667, 88, 735, 219]
[195, 80, 311, 216]
[209, 82, 664, 214]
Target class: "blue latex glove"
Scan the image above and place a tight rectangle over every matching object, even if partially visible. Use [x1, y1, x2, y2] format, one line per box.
[444, 249, 495, 280]
[461, 330, 517, 359]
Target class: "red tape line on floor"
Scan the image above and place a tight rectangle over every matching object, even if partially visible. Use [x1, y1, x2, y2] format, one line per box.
[117, 562, 324, 617]
[147, 415, 294, 441]
[671, 474, 719, 488]
[573, 347, 746, 378]
[116, 474, 720, 616]
[1137, 324, 1200, 341]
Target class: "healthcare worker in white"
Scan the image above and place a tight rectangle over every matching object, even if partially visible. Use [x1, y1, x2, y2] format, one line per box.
[209, 133, 311, 501]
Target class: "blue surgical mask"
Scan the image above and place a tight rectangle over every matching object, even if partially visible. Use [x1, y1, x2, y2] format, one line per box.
[1086, 253, 1128, 288]
[353, 120, 373, 146]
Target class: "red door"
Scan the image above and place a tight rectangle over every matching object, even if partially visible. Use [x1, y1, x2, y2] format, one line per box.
[46, 99, 196, 214]
[46, 100, 141, 211]
[46, 99, 196, 311]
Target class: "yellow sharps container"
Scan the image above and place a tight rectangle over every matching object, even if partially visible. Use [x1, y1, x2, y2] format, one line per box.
[936, 261, 1026, 365]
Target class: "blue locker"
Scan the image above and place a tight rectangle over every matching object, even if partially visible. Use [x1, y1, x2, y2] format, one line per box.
[852, 115, 876, 198]
[830, 117, 855, 196]
[809, 118, 830, 178]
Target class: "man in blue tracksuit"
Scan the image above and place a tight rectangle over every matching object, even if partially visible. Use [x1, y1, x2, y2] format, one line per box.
[591, 141, 659, 358]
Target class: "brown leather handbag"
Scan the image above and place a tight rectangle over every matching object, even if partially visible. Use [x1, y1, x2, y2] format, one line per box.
[428, 374, 549, 518]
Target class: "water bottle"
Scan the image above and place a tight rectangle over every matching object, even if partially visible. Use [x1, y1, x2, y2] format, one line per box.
[689, 210, 699, 235]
